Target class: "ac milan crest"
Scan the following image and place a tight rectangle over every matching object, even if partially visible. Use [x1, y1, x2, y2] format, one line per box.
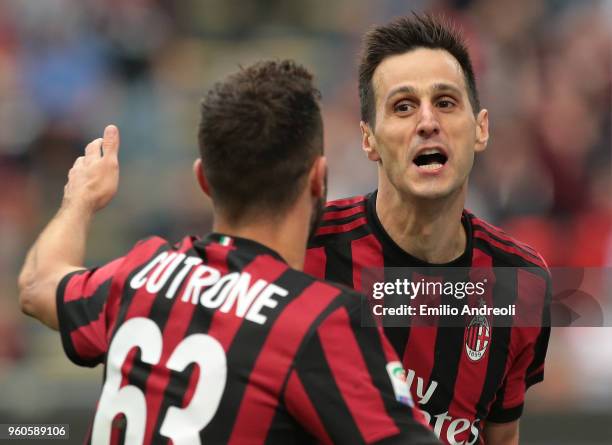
[465, 304, 491, 362]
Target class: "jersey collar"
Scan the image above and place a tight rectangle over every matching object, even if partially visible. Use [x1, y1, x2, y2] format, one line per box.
[198, 233, 287, 263]
[366, 190, 473, 267]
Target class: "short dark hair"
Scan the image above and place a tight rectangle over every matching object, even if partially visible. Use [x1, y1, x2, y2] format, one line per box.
[198, 60, 323, 223]
[359, 13, 480, 125]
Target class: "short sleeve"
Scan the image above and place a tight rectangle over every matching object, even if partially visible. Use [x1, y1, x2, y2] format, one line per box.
[56, 257, 125, 367]
[55, 235, 168, 367]
[487, 272, 552, 423]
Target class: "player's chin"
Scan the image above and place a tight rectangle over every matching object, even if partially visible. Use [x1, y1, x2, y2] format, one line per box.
[406, 181, 456, 201]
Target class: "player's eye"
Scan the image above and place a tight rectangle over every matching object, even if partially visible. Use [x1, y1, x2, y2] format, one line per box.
[436, 98, 456, 109]
[394, 100, 415, 114]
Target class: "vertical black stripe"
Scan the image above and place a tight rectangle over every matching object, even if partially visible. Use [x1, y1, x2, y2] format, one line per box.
[420, 267, 470, 419]
[293, 333, 365, 444]
[323, 240, 353, 286]
[108, 243, 171, 342]
[526, 274, 552, 379]
[264, 404, 313, 445]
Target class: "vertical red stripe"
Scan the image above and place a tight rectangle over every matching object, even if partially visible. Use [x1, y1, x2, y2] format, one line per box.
[379, 326, 400, 363]
[227, 281, 340, 445]
[445, 249, 494, 443]
[303, 247, 326, 279]
[285, 371, 334, 445]
[317, 306, 400, 442]
[109, 415, 124, 445]
[351, 234, 384, 291]
[402, 272, 442, 396]
[402, 327, 437, 401]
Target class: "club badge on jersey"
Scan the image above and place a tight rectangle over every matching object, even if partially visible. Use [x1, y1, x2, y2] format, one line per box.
[464, 314, 491, 362]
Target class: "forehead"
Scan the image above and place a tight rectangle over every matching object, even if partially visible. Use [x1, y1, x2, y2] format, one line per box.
[372, 48, 467, 100]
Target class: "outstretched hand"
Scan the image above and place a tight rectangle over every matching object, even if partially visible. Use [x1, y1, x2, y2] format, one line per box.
[63, 125, 121, 214]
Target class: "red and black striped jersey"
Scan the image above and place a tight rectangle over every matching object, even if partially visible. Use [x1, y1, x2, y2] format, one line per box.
[305, 192, 551, 445]
[57, 232, 439, 445]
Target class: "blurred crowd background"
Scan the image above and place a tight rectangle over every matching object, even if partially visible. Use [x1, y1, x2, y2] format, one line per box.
[0, 0, 610, 443]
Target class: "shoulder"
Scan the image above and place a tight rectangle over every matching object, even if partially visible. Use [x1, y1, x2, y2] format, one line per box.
[118, 235, 199, 272]
[467, 210, 549, 271]
[308, 195, 371, 247]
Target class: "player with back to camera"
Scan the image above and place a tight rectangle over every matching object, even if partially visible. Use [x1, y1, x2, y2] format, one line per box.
[305, 14, 551, 445]
[18, 60, 440, 445]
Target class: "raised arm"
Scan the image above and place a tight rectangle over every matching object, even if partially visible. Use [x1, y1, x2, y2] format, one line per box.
[18, 125, 121, 329]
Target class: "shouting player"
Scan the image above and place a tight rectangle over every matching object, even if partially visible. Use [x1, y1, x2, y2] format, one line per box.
[18, 61, 439, 444]
[306, 15, 551, 445]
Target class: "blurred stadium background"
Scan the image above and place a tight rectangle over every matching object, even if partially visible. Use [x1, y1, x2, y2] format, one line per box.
[0, 0, 610, 443]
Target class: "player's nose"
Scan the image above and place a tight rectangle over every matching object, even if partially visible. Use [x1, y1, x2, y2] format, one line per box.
[416, 104, 440, 138]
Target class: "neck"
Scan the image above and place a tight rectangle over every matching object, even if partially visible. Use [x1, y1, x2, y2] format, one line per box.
[213, 205, 310, 271]
[376, 179, 467, 264]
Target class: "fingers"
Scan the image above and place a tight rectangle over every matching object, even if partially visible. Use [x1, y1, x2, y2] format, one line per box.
[76, 124, 119, 169]
[84, 139, 103, 158]
[102, 124, 120, 158]
[68, 156, 85, 178]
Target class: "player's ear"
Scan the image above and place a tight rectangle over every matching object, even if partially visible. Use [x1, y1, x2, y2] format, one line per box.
[360, 121, 381, 162]
[309, 156, 327, 200]
[193, 158, 212, 198]
[474, 109, 489, 153]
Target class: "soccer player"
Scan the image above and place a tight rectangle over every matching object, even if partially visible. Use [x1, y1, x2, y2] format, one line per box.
[305, 15, 551, 445]
[18, 61, 439, 444]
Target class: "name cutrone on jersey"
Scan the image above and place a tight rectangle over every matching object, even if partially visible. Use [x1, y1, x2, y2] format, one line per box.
[130, 252, 288, 325]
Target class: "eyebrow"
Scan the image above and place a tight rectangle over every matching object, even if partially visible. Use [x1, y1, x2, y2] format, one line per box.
[385, 85, 417, 102]
[385, 83, 463, 102]
[431, 83, 463, 97]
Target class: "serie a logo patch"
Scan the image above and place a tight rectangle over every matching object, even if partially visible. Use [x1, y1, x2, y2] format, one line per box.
[464, 314, 491, 362]
[385, 361, 414, 407]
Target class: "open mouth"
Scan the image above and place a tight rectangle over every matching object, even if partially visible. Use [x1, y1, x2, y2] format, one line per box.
[413, 148, 448, 170]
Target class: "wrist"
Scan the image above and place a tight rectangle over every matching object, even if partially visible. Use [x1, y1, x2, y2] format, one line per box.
[60, 197, 96, 219]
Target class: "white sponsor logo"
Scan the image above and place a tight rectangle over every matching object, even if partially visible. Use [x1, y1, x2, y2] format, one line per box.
[406, 369, 481, 445]
[420, 410, 480, 445]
